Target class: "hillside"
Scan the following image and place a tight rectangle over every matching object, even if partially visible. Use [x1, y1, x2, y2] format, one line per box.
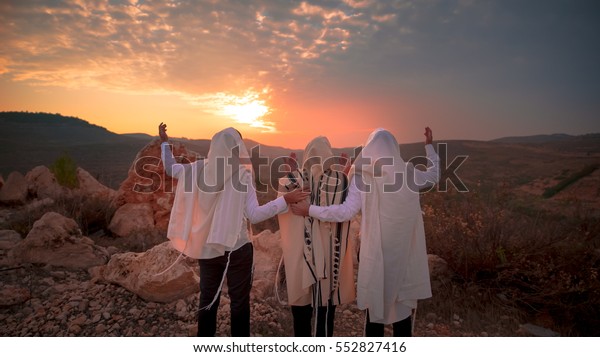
[1, 111, 599, 203]
[0, 112, 301, 189]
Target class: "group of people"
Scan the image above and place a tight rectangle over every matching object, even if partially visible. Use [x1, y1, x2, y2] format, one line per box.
[158, 122, 440, 337]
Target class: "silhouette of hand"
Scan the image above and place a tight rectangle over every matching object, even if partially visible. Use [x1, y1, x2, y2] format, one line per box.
[159, 122, 169, 142]
[424, 127, 433, 145]
[283, 152, 298, 173]
[339, 152, 351, 175]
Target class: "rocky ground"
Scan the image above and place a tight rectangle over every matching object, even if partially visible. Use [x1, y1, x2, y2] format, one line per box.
[0, 261, 526, 337]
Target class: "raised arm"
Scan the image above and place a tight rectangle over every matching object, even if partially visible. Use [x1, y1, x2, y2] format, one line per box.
[159, 122, 184, 178]
[413, 127, 440, 189]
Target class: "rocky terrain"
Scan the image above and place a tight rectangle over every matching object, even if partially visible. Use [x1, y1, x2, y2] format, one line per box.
[2, 133, 595, 337]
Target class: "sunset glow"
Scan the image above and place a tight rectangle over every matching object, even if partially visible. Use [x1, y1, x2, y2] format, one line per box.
[0, 0, 598, 148]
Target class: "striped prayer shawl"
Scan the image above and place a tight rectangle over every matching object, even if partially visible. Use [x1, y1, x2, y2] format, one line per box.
[303, 168, 353, 306]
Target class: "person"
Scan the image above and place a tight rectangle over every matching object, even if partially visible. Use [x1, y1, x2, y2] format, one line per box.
[159, 123, 309, 337]
[277, 137, 355, 337]
[291, 127, 440, 337]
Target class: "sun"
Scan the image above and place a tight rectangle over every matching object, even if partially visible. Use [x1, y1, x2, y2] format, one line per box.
[222, 97, 270, 127]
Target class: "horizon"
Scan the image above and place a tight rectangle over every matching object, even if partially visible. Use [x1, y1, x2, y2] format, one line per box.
[1, 1, 599, 148]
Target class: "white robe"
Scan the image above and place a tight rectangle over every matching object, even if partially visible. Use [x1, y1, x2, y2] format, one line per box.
[162, 128, 287, 259]
[309, 129, 440, 324]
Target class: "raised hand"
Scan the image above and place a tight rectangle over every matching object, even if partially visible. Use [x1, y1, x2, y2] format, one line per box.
[159, 122, 169, 142]
[424, 127, 433, 145]
[283, 152, 298, 173]
[339, 152, 351, 176]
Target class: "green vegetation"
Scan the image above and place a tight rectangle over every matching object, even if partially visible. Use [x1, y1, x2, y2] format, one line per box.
[50, 153, 79, 189]
[543, 164, 599, 198]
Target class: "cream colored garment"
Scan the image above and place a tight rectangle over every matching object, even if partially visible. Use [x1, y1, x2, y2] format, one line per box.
[166, 128, 252, 259]
[278, 137, 355, 307]
[352, 129, 432, 324]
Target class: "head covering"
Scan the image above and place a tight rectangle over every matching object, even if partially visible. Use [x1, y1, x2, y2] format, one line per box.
[351, 128, 432, 324]
[277, 136, 355, 314]
[167, 127, 252, 259]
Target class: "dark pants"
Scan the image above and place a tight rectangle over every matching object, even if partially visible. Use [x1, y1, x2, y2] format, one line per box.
[365, 310, 412, 337]
[291, 301, 337, 337]
[197, 242, 253, 337]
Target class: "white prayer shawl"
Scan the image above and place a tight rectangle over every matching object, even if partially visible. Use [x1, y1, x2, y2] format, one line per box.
[352, 129, 432, 324]
[167, 128, 252, 259]
[278, 137, 354, 307]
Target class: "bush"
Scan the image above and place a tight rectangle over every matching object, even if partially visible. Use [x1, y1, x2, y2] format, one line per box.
[50, 152, 79, 189]
[423, 184, 600, 336]
[543, 164, 598, 198]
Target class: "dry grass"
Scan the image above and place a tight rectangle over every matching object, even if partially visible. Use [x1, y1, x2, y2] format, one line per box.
[422, 184, 600, 336]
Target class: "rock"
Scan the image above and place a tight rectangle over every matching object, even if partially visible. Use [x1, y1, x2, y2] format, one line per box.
[519, 323, 560, 337]
[426, 312, 437, 321]
[0, 285, 31, 306]
[25, 166, 66, 200]
[74, 168, 117, 200]
[68, 324, 82, 334]
[102, 241, 199, 303]
[251, 230, 281, 299]
[0, 171, 28, 205]
[428, 254, 452, 280]
[71, 315, 87, 326]
[95, 324, 106, 334]
[108, 203, 154, 237]
[10, 212, 109, 269]
[112, 139, 199, 232]
[0, 230, 22, 250]
[88, 265, 106, 281]
[175, 299, 188, 318]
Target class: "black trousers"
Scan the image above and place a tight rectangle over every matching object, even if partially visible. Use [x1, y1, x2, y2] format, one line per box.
[365, 310, 412, 337]
[197, 242, 253, 337]
[291, 301, 337, 337]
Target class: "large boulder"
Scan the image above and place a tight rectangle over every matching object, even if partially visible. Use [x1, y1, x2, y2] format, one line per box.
[25, 166, 66, 200]
[75, 167, 116, 200]
[112, 139, 198, 232]
[102, 241, 199, 303]
[10, 212, 109, 269]
[108, 203, 155, 237]
[0, 171, 28, 205]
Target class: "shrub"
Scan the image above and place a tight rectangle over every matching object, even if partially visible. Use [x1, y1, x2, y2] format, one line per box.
[50, 152, 79, 189]
[543, 164, 598, 198]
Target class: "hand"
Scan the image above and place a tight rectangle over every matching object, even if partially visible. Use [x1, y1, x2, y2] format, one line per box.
[290, 200, 310, 216]
[283, 188, 310, 204]
[283, 152, 298, 173]
[424, 127, 433, 145]
[159, 122, 169, 142]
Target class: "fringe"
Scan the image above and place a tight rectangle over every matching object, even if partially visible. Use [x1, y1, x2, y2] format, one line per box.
[199, 252, 231, 311]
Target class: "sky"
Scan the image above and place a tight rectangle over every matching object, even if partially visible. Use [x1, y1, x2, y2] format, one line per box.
[0, 0, 599, 148]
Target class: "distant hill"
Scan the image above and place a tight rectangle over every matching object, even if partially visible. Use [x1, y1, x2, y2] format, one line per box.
[492, 134, 575, 143]
[2, 111, 599, 195]
[0, 112, 151, 188]
[0, 112, 304, 188]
